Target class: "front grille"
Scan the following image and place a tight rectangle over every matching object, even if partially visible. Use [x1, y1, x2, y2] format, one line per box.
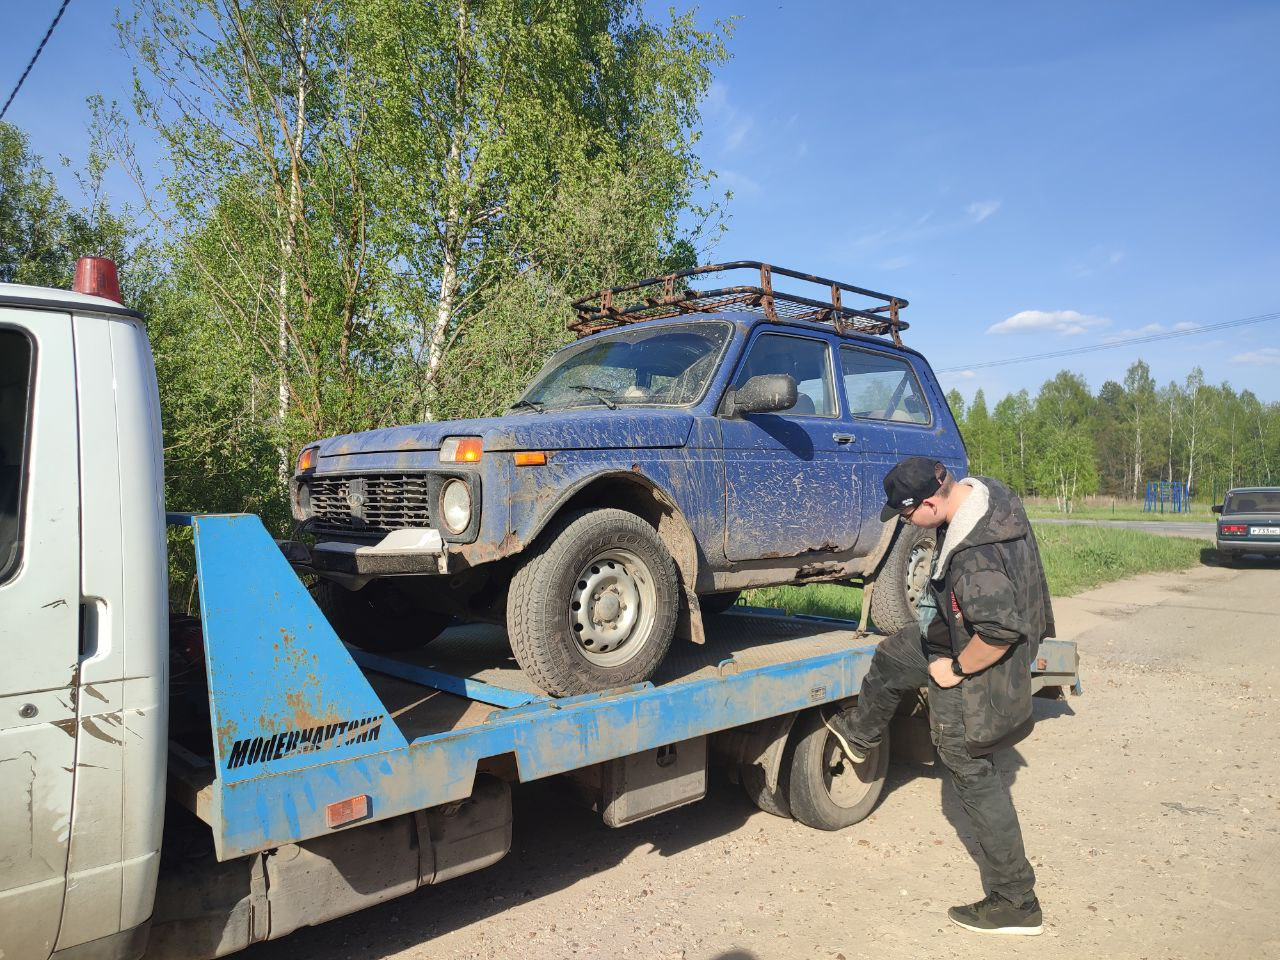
[307, 473, 432, 536]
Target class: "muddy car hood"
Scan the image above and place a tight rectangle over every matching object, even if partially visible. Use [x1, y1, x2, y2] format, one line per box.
[319, 408, 697, 457]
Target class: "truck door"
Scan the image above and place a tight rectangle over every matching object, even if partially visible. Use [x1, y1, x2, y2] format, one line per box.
[0, 310, 82, 960]
[720, 331, 861, 561]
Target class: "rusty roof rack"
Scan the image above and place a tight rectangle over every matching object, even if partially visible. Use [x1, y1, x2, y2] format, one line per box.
[570, 260, 910, 346]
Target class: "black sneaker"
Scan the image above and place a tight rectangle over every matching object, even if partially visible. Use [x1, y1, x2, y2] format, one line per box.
[947, 893, 1043, 936]
[820, 707, 873, 764]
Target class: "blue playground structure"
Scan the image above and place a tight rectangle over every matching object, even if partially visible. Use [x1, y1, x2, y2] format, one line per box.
[1144, 480, 1191, 514]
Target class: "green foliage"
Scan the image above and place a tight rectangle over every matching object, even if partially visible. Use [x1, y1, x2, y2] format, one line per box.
[99, 0, 731, 535]
[955, 361, 1280, 507]
[1032, 525, 1209, 596]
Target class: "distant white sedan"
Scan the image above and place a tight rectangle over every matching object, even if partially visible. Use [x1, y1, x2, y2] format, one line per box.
[1214, 487, 1280, 560]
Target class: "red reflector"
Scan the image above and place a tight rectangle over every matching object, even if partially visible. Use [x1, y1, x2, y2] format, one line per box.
[1221, 524, 1248, 535]
[326, 795, 370, 828]
[1036, 658, 1047, 671]
[72, 256, 123, 304]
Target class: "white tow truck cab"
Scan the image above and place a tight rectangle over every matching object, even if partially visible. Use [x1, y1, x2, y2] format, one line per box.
[1, 260, 168, 959]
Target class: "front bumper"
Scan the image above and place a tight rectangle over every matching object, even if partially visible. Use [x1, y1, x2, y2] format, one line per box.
[309, 528, 450, 575]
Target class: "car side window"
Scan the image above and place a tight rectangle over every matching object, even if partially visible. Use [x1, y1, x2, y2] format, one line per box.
[0, 329, 33, 584]
[839, 346, 932, 425]
[733, 333, 835, 418]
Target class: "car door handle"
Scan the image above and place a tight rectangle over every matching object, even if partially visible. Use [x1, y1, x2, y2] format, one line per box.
[833, 433, 856, 445]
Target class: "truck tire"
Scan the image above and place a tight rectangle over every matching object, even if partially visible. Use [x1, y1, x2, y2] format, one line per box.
[700, 590, 742, 615]
[868, 523, 936, 634]
[786, 706, 891, 831]
[312, 579, 452, 652]
[507, 508, 679, 696]
[740, 759, 791, 818]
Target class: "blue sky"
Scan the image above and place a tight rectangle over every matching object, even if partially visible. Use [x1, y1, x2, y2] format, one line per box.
[5, 1, 1278, 402]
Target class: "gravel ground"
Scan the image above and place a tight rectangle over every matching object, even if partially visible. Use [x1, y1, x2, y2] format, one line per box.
[249, 560, 1279, 960]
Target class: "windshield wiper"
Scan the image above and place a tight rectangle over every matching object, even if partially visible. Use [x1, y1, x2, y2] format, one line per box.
[569, 385, 618, 409]
[509, 398, 545, 413]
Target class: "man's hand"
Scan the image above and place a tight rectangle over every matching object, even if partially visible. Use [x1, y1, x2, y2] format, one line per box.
[929, 658, 963, 688]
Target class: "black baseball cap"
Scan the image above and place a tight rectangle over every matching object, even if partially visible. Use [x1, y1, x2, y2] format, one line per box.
[880, 457, 945, 521]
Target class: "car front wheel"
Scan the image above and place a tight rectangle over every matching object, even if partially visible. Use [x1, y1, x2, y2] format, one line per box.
[507, 508, 679, 696]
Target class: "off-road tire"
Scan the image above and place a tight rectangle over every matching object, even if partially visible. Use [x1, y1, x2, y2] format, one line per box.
[786, 706, 891, 831]
[507, 508, 679, 696]
[700, 590, 742, 616]
[868, 522, 937, 634]
[312, 578, 452, 652]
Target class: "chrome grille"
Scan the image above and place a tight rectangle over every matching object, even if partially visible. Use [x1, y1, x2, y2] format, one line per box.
[307, 473, 432, 536]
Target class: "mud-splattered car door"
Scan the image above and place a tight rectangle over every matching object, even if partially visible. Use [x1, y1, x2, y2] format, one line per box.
[0, 312, 81, 960]
[720, 330, 860, 561]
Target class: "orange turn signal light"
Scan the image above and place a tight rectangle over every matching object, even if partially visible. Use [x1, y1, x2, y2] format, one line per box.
[440, 437, 483, 463]
[513, 451, 548, 466]
[296, 447, 317, 472]
[326, 794, 370, 828]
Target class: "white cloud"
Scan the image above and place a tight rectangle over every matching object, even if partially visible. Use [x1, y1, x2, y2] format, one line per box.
[1232, 347, 1280, 365]
[986, 309, 1109, 336]
[944, 370, 977, 380]
[1102, 320, 1201, 343]
[966, 200, 1001, 223]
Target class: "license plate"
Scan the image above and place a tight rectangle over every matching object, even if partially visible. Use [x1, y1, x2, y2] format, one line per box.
[1250, 526, 1280, 536]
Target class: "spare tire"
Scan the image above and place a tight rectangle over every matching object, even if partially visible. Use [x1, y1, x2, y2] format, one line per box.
[868, 522, 936, 634]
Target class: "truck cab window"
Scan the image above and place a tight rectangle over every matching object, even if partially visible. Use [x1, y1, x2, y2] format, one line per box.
[0, 329, 32, 583]
[840, 346, 932, 425]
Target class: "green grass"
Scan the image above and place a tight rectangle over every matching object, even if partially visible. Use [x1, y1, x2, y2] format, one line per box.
[741, 525, 1211, 620]
[1023, 499, 1214, 522]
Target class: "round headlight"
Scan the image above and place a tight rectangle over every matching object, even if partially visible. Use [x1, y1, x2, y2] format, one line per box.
[440, 479, 472, 534]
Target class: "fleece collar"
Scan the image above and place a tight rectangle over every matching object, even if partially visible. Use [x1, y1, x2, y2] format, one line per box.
[931, 477, 990, 578]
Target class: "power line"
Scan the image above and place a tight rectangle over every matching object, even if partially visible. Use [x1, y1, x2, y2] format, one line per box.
[0, 0, 73, 122]
[936, 310, 1280, 373]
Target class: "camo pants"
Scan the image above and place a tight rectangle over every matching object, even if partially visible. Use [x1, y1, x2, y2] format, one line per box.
[843, 626, 1037, 906]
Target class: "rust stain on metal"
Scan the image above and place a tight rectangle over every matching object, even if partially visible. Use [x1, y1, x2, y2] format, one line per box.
[82, 684, 109, 704]
[81, 716, 124, 746]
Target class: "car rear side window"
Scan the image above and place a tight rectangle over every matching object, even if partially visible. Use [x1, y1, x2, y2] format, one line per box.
[733, 333, 835, 418]
[0, 329, 33, 584]
[839, 346, 932, 425]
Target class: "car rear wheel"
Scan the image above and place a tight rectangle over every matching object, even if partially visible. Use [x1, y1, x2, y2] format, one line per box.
[868, 522, 936, 634]
[312, 579, 452, 652]
[507, 508, 679, 696]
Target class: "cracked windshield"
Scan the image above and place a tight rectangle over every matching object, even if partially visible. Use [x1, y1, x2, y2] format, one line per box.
[517, 321, 731, 410]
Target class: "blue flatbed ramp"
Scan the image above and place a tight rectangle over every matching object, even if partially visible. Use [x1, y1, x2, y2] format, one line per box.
[168, 513, 1080, 862]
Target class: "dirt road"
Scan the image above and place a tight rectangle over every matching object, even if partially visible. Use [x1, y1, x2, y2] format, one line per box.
[248, 562, 1278, 960]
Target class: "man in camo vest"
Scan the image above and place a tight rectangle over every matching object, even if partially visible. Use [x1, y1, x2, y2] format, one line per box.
[825, 456, 1055, 936]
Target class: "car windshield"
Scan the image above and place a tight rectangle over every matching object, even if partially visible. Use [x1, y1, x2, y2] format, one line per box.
[1224, 490, 1280, 514]
[517, 321, 731, 410]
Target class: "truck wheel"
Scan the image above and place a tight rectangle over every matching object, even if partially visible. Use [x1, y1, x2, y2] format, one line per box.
[740, 759, 791, 818]
[507, 508, 679, 696]
[312, 579, 452, 653]
[786, 706, 891, 830]
[868, 523, 936, 634]
[700, 590, 742, 615]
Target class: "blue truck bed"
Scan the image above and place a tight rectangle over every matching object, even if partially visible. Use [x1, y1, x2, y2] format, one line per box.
[167, 513, 1080, 861]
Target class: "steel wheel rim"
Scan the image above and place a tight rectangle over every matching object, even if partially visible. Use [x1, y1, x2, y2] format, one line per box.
[905, 537, 936, 610]
[568, 547, 657, 667]
[822, 734, 878, 808]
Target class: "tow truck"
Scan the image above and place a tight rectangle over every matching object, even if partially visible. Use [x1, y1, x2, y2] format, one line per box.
[0, 260, 1080, 960]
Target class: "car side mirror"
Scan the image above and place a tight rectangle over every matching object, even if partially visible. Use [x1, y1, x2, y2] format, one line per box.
[1212, 504, 1223, 514]
[730, 374, 798, 416]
